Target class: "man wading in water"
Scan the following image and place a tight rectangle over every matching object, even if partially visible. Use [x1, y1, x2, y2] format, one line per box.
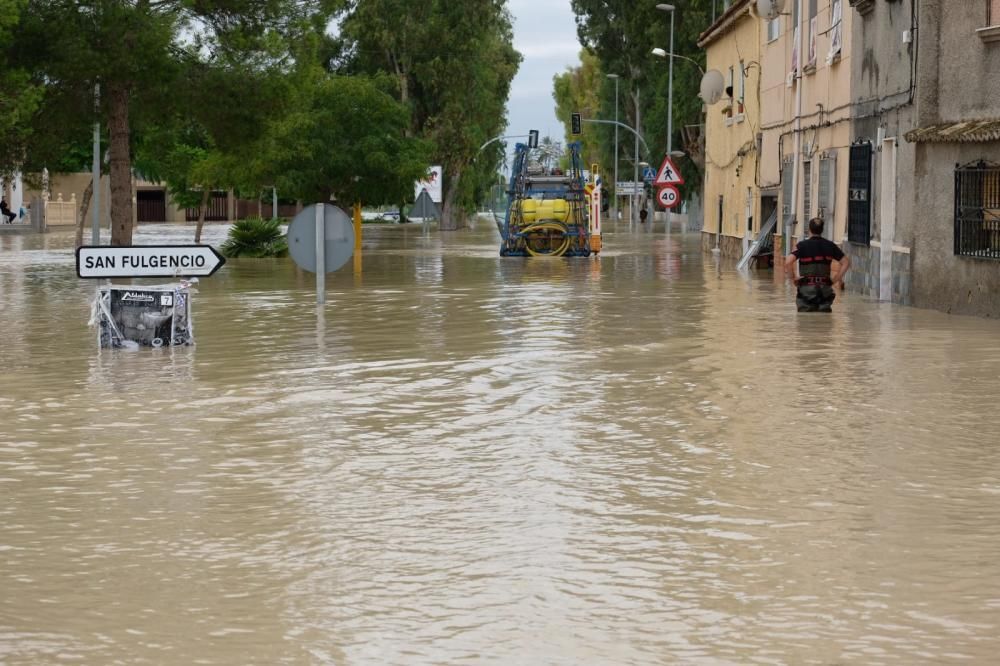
[784, 217, 851, 312]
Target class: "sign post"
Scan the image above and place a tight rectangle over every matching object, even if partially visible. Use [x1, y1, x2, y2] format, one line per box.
[654, 155, 685, 220]
[76, 245, 226, 278]
[77, 244, 226, 350]
[286, 203, 355, 305]
[654, 155, 685, 187]
[656, 184, 680, 209]
[315, 203, 326, 304]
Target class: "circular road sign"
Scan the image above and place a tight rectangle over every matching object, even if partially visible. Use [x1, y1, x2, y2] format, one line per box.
[657, 184, 680, 209]
[287, 204, 355, 274]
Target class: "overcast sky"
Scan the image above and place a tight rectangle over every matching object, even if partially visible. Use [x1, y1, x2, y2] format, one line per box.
[505, 0, 582, 150]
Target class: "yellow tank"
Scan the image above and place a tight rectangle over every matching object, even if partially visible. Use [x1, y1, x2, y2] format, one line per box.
[520, 199, 538, 222]
[535, 198, 569, 222]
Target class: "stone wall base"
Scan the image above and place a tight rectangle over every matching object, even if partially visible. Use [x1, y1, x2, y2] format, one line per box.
[843, 243, 912, 305]
[700, 232, 745, 258]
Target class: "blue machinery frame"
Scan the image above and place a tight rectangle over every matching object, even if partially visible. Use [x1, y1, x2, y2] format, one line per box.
[499, 141, 594, 257]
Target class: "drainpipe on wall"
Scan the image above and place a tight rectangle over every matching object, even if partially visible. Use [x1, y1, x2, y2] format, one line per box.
[786, 0, 805, 259]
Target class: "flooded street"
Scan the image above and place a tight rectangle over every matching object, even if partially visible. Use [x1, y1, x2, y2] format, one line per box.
[2, 220, 1000, 664]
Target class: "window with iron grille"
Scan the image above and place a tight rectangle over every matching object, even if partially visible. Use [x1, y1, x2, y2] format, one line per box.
[781, 161, 794, 231]
[818, 154, 837, 238]
[955, 161, 1000, 260]
[848, 142, 872, 244]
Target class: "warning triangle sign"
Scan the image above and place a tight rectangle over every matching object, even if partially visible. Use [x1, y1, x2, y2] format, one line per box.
[410, 189, 439, 220]
[654, 156, 684, 186]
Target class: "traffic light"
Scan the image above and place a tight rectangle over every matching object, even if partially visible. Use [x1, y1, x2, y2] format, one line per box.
[528, 129, 539, 148]
[571, 112, 582, 135]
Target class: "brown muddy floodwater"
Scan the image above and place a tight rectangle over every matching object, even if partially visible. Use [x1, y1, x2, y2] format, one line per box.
[1, 218, 1000, 665]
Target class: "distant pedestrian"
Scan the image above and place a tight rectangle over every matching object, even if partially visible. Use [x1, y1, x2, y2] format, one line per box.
[639, 207, 648, 224]
[784, 217, 851, 312]
[0, 198, 15, 224]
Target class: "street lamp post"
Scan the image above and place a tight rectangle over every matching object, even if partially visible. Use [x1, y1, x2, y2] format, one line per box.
[656, 4, 676, 230]
[633, 126, 639, 225]
[607, 73, 619, 222]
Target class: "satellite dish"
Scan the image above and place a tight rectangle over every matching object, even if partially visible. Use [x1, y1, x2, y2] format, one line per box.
[755, 0, 786, 19]
[699, 70, 725, 105]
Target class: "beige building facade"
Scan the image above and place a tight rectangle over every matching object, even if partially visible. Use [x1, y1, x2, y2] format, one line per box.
[698, 0, 763, 258]
[700, 0, 852, 260]
[759, 0, 853, 251]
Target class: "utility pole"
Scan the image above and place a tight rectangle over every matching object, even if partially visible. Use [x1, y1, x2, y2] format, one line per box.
[788, 0, 805, 257]
[666, 6, 675, 231]
[607, 73, 620, 222]
[92, 84, 100, 245]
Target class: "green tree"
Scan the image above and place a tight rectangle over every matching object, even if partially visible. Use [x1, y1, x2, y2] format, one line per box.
[257, 72, 432, 206]
[552, 49, 603, 168]
[567, 0, 712, 197]
[0, 0, 42, 174]
[5, 0, 337, 246]
[134, 45, 298, 243]
[341, 0, 521, 230]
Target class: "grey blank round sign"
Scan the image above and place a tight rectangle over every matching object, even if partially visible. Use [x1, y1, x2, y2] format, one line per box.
[286, 204, 355, 274]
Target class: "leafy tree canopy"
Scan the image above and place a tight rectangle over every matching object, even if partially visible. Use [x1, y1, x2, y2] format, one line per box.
[340, 0, 521, 229]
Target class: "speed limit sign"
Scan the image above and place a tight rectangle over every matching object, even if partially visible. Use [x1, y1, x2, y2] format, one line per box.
[657, 184, 680, 209]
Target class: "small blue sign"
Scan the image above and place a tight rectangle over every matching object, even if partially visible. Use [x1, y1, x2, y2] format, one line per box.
[642, 166, 656, 182]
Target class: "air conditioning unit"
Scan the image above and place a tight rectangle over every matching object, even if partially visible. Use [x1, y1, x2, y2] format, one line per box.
[91, 283, 195, 349]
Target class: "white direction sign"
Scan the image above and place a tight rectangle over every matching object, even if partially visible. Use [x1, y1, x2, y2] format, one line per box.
[657, 184, 681, 209]
[77, 245, 226, 278]
[615, 181, 644, 196]
[654, 156, 685, 186]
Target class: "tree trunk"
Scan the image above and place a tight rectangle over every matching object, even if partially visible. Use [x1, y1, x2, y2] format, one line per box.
[75, 179, 93, 248]
[439, 166, 463, 231]
[194, 188, 209, 244]
[108, 84, 134, 246]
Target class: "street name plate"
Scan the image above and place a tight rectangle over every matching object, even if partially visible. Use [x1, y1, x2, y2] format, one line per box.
[77, 245, 226, 278]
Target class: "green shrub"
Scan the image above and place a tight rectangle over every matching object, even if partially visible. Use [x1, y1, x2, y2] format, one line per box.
[220, 217, 288, 258]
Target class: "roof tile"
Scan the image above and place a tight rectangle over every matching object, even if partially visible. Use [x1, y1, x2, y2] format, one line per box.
[904, 119, 1000, 143]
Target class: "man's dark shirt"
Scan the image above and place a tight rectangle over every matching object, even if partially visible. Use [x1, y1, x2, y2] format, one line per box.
[792, 236, 844, 265]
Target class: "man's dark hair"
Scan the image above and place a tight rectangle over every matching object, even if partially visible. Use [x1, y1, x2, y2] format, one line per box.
[808, 217, 825, 235]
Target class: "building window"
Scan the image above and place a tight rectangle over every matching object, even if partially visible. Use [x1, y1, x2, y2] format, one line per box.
[818, 153, 837, 237]
[979, 0, 1000, 41]
[828, 0, 843, 63]
[807, 0, 818, 68]
[955, 160, 1000, 260]
[847, 142, 872, 245]
[781, 161, 794, 231]
[768, 17, 780, 42]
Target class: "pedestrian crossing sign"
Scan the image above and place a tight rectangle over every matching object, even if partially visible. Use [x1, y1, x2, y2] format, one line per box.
[654, 156, 685, 186]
